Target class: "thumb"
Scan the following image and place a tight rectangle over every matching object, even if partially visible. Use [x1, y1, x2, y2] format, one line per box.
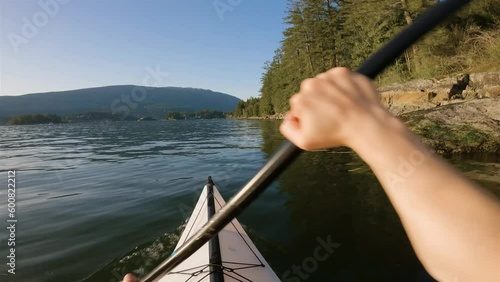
[122, 273, 139, 282]
[280, 112, 305, 148]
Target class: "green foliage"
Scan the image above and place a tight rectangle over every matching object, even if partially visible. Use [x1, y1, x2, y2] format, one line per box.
[194, 110, 226, 119]
[8, 114, 62, 125]
[416, 122, 489, 145]
[413, 121, 493, 154]
[245, 0, 500, 117]
[63, 111, 136, 122]
[232, 97, 261, 118]
[165, 110, 226, 120]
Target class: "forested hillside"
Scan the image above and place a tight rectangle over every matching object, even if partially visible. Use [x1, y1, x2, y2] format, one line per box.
[0, 85, 240, 119]
[234, 0, 499, 117]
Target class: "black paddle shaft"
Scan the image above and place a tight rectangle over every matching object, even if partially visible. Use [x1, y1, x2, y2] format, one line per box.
[141, 0, 471, 280]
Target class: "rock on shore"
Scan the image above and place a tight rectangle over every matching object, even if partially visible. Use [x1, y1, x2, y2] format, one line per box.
[400, 98, 500, 155]
[375, 72, 500, 154]
[379, 72, 500, 115]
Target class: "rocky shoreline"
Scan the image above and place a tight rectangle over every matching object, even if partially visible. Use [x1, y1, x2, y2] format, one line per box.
[401, 98, 500, 155]
[379, 72, 500, 115]
[380, 72, 500, 154]
[242, 72, 500, 154]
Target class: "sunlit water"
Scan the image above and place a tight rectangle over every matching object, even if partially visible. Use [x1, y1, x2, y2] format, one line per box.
[0, 120, 498, 282]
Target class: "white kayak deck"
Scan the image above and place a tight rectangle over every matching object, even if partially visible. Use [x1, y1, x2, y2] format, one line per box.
[156, 185, 280, 282]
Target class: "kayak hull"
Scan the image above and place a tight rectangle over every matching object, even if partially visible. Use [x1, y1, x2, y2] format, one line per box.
[156, 183, 280, 282]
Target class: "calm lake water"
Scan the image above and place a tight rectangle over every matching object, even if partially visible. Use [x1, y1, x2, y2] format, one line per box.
[0, 120, 498, 282]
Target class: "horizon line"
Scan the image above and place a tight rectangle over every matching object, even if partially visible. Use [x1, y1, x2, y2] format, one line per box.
[0, 84, 239, 97]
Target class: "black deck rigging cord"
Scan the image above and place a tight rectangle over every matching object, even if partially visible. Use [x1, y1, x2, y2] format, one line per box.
[142, 0, 472, 280]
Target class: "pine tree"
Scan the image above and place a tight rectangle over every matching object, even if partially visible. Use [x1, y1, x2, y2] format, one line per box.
[244, 0, 500, 117]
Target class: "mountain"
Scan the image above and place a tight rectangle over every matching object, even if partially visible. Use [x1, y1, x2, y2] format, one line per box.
[0, 85, 241, 119]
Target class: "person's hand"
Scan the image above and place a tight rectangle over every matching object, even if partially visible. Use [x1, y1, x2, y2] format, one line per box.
[280, 67, 398, 151]
[122, 273, 139, 282]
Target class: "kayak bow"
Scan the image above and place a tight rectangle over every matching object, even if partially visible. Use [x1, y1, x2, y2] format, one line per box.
[156, 177, 280, 282]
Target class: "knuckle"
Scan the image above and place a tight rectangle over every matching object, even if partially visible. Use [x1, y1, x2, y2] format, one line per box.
[299, 139, 315, 151]
[354, 73, 373, 87]
[290, 94, 304, 108]
[300, 78, 317, 92]
[294, 137, 307, 150]
[330, 67, 351, 77]
[292, 132, 314, 150]
[279, 122, 288, 135]
[315, 72, 328, 80]
[300, 143, 312, 151]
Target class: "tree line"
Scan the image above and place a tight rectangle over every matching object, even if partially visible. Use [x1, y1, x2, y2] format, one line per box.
[8, 114, 62, 125]
[165, 110, 226, 120]
[234, 0, 499, 117]
[4, 110, 229, 125]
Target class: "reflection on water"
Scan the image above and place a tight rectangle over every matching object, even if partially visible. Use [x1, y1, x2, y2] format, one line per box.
[259, 120, 499, 281]
[260, 121, 425, 281]
[0, 120, 498, 282]
[448, 154, 500, 195]
[0, 120, 267, 282]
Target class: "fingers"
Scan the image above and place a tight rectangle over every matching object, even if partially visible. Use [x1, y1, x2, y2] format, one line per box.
[317, 67, 363, 99]
[289, 93, 307, 112]
[280, 112, 303, 146]
[122, 273, 139, 282]
[352, 72, 379, 102]
[316, 67, 351, 80]
[281, 67, 384, 150]
[300, 76, 337, 98]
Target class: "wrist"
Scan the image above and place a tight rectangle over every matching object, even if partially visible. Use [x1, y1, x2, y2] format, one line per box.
[347, 110, 416, 162]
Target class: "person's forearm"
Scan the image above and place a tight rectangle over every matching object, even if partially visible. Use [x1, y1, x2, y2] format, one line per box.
[279, 68, 499, 281]
[352, 116, 500, 282]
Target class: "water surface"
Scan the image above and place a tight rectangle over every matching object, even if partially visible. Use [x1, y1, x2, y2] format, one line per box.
[0, 120, 498, 281]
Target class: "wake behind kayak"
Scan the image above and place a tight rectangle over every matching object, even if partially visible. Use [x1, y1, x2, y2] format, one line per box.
[82, 177, 280, 281]
[80, 231, 181, 282]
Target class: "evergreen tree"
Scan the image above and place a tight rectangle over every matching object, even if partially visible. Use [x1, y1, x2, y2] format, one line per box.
[238, 0, 499, 117]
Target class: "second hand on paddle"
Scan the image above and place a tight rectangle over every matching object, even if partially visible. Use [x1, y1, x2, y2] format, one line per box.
[141, 0, 472, 280]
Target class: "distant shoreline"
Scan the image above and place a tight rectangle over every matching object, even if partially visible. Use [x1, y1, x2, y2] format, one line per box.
[232, 98, 500, 155]
[230, 114, 284, 120]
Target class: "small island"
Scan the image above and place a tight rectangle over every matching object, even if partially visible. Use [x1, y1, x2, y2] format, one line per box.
[63, 112, 137, 122]
[3, 110, 230, 125]
[8, 114, 63, 125]
[166, 110, 226, 120]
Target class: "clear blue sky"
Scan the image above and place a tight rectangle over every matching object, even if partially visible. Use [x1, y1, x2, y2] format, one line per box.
[0, 0, 288, 100]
